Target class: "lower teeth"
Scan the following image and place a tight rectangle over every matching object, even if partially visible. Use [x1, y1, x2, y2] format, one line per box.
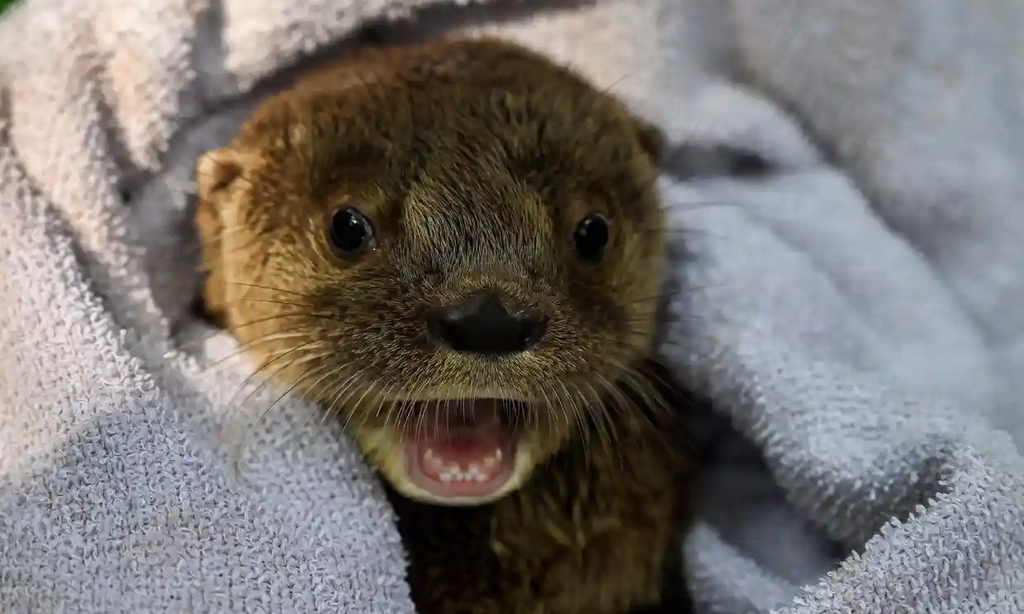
[424, 447, 503, 483]
[440, 466, 487, 483]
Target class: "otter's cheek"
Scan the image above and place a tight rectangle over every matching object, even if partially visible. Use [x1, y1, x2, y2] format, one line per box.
[507, 436, 541, 486]
[350, 426, 410, 490]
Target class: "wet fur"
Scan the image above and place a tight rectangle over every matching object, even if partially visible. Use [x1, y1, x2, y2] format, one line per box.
[193, 36, 697, 614]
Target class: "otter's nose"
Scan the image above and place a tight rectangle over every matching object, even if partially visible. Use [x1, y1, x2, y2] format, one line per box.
[427, 291, 547, 356]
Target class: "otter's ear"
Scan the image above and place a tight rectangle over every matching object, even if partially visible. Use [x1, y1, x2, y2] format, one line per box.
[194, 147, 254, 321]
[193, 146, 252, 256]
[631, 118, 666, 165]
[195, 147, 250, 200]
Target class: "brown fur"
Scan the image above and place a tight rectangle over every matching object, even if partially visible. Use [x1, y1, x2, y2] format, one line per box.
[193, 35, 697, 614]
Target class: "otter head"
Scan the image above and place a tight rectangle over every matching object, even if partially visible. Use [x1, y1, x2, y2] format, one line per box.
[194, 38, 666, 506]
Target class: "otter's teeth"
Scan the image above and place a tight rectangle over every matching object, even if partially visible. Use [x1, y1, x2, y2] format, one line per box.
[467, 462, 485, 481]
[483, 451, 500, 470]
[428, 448, 505, 483]
[423, 448, 445, 473]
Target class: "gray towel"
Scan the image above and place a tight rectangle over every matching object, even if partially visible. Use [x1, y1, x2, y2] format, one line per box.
[1, 0, 1023, 612]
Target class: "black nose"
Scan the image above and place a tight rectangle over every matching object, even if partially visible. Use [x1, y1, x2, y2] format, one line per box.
[427, 291, 548, 356]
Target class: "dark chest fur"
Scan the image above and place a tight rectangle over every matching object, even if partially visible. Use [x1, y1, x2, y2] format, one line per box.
[385, 392, 700, 614]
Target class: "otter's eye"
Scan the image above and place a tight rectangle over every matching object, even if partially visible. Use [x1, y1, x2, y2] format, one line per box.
[572, 214, 609, 264]
[328, 207, 375, 256]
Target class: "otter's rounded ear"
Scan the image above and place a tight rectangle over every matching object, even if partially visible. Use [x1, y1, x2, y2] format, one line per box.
[632, 118, 665, 165]
[194, 146, 255, 322]
[195, 147, 249, 200]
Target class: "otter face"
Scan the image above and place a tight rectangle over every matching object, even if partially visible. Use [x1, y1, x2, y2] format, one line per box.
[194, 39, 665, 506]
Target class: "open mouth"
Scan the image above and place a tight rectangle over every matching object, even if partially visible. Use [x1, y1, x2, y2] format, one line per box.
[401, 398, 521, 503]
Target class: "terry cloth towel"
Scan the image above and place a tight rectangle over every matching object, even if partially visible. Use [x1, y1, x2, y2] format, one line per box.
[1, 0, 1023, 612]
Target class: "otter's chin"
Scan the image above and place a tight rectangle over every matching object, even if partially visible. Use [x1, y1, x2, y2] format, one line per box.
[392, 398, 533, 506]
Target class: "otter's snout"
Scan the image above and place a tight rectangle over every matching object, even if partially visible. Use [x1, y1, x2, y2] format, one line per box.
[427, 290, 548, 356]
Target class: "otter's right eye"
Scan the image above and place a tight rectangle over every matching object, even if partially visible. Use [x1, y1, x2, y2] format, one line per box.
[328, 207, 375, 257]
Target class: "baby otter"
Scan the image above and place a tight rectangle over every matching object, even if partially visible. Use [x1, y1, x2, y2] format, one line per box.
[193, 36, 698, 614]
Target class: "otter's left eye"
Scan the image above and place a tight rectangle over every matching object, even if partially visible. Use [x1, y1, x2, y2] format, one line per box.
[572, 214, 609, 264]
[328, 206, 375, 257]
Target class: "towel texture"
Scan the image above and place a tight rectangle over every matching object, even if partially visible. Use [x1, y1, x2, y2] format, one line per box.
[1, 0, 1023, 612]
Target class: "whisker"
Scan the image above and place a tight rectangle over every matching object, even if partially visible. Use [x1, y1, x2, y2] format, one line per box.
[218, 297, 319, 311]
[582, 380, 617, 465]
[223, 352, 334, 480]
[170, 312, 314, 352]
[196, 331, 318, 374]
[283, 362, 358, 448]
[628, 281, 733, 306]
[293, 365, 351, 436]
[251, 360, 340, 443]
[375, 379, 402, 432]
[225, 349, 329, 430]
[551, 380, 575, 459]
[224, 281, 311, 298]
[336, 371, 373, 434]
[234, 338, 325, 400]
[397, 373, 435, 439]
[349, 375, 384, 440]
[603, 377, 637, 451]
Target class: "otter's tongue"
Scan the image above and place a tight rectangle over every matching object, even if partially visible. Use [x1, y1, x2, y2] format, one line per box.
[405, 399, 516, 501]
